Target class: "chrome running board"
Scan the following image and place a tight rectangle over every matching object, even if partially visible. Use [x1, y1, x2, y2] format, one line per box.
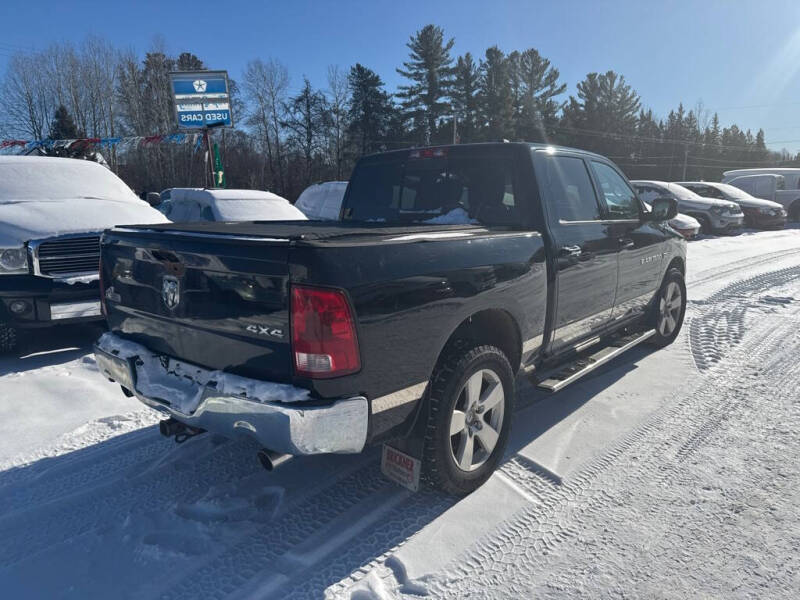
[536, 330, 655, 392]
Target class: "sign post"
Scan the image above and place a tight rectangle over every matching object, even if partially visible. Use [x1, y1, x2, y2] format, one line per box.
[169, 70, 233, 188]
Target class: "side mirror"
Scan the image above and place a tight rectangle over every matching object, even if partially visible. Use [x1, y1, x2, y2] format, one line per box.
[146, 192, 161, 206]
[647, 197, 678, 222]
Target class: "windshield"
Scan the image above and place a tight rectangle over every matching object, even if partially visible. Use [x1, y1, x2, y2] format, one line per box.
[342, 148, 519, 226]
[213, 199, 307, 221]
[0, 159, 141, 203]
[715, 183, 752, 200]
[666, 183, 704, 202]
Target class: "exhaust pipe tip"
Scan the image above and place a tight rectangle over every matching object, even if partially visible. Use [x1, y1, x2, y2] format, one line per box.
[257, 448, 292, 471]
[159, 418, 184, 438]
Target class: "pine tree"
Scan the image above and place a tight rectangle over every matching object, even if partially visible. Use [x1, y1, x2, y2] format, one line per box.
[561, 71, 640, 156]
[175, 52, 204, 71]
[396, 24, 455, 144]
[48, 104, 82, 139]
[347, 64, 395, 156]
[478, 46, 514, 141]
[451, 53, 480, 143]
[511, 48, 566, 143]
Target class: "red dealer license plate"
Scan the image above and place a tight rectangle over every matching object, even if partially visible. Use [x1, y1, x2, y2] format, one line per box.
[381, 444, 421, 492]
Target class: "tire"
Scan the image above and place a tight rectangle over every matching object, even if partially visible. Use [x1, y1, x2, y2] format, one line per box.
[0, 321, 17, 353]
[789, 201, 800, 223]
[647, 268, 686, 347]
[421, 344, 514, 495]
[696, 215, 713, 235]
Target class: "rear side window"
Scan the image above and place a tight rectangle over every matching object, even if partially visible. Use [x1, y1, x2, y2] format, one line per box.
[699, 185, 725, 199]
[541, 155, 601, 222]
[732, 178, 753, 193]
[590, 162, 639, 220]
[343, 149, 519, 226]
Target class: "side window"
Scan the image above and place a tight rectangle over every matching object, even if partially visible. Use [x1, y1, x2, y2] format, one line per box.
[754, 177, 773, 196]
[542, 155, 601, 222]
[633, 185, 660, 204]
[590, 161, 639, 220]
[700, 185, 724, 199]
[733, 178, 753, 193]
[201, 206, 216, 221]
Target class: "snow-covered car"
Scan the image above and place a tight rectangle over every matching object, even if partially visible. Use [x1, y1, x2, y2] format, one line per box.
[632, 180, 744, 235]
[158, 188, 307, 223]
[676, 181, 786, 229]
[294, 181, 348, 220]
[0, 156, 168, 352]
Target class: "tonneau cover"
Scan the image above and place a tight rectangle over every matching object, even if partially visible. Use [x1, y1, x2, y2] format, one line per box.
[114, 220, 485, 243]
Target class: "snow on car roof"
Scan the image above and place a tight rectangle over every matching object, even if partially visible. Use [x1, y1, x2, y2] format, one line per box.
[0, 156, 142, 203]
[169, 188, 290, 205]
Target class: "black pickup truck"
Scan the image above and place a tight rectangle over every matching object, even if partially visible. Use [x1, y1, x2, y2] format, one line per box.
[94, 143, 686, 494]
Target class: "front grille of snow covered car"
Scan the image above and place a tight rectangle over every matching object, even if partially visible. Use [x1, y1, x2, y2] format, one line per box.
[30, 234, 101, 277]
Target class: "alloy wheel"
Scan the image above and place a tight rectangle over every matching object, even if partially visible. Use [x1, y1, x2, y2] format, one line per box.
[658, 281, 682, 336]
[448, 368, 505, 472]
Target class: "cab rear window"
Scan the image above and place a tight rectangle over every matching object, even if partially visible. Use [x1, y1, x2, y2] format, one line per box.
[342, 149, 520, 226]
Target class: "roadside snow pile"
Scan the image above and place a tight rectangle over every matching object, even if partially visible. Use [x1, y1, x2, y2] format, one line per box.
[423, 208, 478, 225]
[96, 333, 310, 414]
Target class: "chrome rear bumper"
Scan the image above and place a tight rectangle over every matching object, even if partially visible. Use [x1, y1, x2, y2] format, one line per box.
[94, 333, 368, 455]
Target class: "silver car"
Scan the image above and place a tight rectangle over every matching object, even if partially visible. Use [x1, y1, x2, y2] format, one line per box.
[632, 180, 744, 235]
[676, 181, 786, 229]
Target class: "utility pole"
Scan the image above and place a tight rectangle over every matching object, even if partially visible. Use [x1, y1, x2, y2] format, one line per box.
[452, 114, 458, 144]
[682, 145, 689, 180]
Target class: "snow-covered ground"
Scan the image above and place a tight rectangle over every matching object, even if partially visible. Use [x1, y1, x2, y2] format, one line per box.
[1, 228, 799, 599]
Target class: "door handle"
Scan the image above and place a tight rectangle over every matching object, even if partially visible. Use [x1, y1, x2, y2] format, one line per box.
[559, 245, 582, 258]
[619, 238, 635, 250]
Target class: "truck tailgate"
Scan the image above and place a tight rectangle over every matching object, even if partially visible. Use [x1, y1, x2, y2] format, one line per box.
[101, 229, 293, 382]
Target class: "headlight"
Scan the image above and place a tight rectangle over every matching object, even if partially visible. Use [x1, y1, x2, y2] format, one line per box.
[0, 247, 29, 274]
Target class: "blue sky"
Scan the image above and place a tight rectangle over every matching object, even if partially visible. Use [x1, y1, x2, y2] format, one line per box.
[2, 0, 800, 152]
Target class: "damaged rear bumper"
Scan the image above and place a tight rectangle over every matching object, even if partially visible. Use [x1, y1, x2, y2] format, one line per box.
[94, 333, 368, 455]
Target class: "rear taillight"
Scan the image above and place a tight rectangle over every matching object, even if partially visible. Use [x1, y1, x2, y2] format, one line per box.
[291, 285, 360, 378]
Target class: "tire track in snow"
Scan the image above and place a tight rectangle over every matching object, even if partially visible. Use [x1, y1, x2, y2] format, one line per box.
[688, 264, 800, 371]
[0, 433, 257, 566]
[0, 427, 169, 517]
[398, 273, 800, 599]
[324, 268, 800, 598]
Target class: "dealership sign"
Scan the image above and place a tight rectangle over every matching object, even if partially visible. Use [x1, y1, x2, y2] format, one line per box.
[169, 71, 233, 129]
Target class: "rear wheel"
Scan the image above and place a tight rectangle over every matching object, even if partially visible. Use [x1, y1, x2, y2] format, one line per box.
[789, 201, 800, 223]
[422, 344, 513, 495]
[648, 268, 686, 347]
[0, 321, 17, 353]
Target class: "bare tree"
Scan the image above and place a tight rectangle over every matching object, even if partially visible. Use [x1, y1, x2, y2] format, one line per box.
[1, 52, 52, 139]
[243, 58, 290, 194]
[325, 65, 350, 180]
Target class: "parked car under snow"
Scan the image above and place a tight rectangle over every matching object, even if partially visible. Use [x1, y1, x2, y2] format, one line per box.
[0, 156, 168, 352]
[294, 181, 348, 220]
[157, 188, 307, 223]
